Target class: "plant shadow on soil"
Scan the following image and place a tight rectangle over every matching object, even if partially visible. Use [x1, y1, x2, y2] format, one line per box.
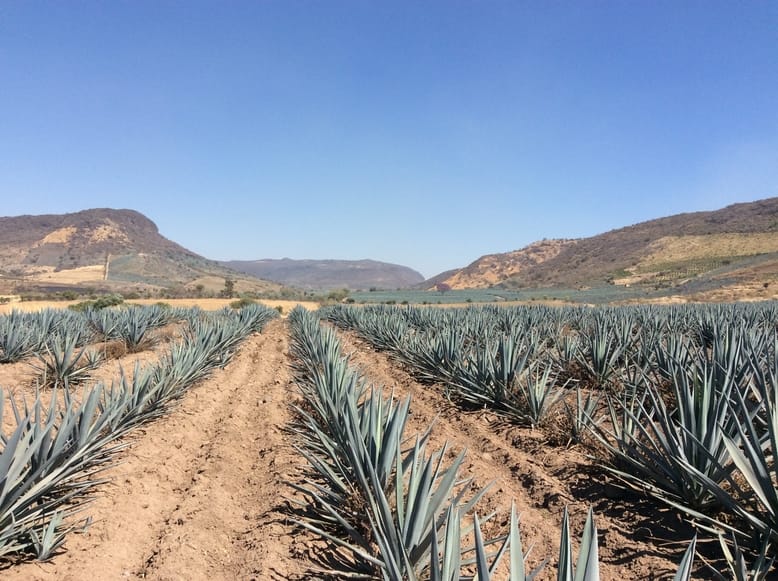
[276, 412, 379, 581]
[558, 461, 730, 578]
[279, 497, 377, 581]
[487, 418, 707, 578]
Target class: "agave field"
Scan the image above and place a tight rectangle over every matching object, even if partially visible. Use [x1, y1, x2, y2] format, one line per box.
[318, 301, 778, 579]
[286, 306, 690, 580]
[0, 299, 776, 579]
[0, 303, 278, 568]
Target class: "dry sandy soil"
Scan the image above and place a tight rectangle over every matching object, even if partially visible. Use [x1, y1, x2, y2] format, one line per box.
[0, 315, 698, 580]
[0, 298, 319, 315]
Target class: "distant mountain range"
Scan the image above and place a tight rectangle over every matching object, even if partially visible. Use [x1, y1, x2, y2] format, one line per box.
[424, 197, 778, 301]
[1, 198, 776, 302]
[221, 258, 425, 290]
[0, 208, 280, 295]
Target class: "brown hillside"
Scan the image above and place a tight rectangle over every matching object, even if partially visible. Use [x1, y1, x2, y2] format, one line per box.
[428, 197, 778, 294]
[436, 239, 575, 290]
[0, 208, 198, 270]
[0, 208, 280, 294]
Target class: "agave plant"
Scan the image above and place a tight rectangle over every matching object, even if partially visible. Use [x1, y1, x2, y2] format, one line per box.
[682, 349, 778, 548]
[0, 319, 35, 363]
[517, 363, 566, 428]
[430, 502, 544, 581]
[288, 309, 495, 579]
[448, 332, 533, 420]
[563, 385, 602, 446]
[0, 386, 124, 557]
[85, 308, 120, 341]
[119, 308, 153, 352]
[32, 334, 100, 389]
[589, 351, 744, 513]
[574, 318, 627, 388]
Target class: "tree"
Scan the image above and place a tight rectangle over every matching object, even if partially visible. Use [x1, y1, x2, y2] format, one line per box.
[221, 278, 235, 298]
[326, 288, 350, 303]
[436, 282, 451, 294]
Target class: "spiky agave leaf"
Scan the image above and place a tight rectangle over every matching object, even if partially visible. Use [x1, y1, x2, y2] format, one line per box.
[28, 510, 88, 561]
[710, 532, 774, 581]
[673, 536, 696, 581]
[557, 507, 599, 581]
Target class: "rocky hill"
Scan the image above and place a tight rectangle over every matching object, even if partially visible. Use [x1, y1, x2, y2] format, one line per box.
[430, 239, 575, 290]
[0, 208, 280, 295]
[222, 258, 425, 290]
[427, 197, 778, 298]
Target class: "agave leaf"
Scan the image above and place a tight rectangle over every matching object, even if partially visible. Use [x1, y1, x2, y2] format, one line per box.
[558, 507, 573, 581]
[574, 508, 599, 581]
[673, 536, 696, 581]
[473, 513, 490, 580]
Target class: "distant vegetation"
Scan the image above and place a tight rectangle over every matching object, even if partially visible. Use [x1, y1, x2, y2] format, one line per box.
[68, 293, 125, 312]
[349, 286, 667, 305]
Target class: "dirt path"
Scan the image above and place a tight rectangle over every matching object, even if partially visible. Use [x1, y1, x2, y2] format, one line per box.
[2, 319, 303, 581]
[336, 328, 685, 580]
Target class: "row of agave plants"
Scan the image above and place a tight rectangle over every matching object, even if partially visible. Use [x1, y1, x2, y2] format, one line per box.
[286, 306, 695, 580]
[0, 304, 278, 561]
[322, 302, 778, 579]
[0, 304, 183, 388]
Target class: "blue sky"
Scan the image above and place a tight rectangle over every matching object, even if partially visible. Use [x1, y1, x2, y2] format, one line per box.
[1, 2, 776, 278]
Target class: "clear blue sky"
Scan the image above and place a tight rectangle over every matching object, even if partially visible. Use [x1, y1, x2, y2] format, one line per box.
[1, 2, 776, 278]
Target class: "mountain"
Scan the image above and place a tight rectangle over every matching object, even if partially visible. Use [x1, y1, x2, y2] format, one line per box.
[0, 208, 280, 295]
[426, 197, 778, 299]
[430, 239, 575, 290]
[221, 258, 425, 290]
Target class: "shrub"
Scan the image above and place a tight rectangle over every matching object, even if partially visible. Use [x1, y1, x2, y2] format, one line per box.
[68, 294, 124, 312]
[230, 297, 256, 309]
[326, 288, 350, 303]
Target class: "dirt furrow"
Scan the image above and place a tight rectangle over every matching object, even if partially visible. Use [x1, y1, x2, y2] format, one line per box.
[140, 319, 302, 581]
[2, 318, 302, 581]
[335, 328, 683, 581]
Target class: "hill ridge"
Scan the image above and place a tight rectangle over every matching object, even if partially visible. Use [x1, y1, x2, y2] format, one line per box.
[222, 258, 425, 290]
[0, 208, 279, 295]
[426, 197, 778, 294]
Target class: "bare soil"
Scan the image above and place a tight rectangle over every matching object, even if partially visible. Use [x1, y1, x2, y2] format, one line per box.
[1, 317, 695, 580]
[1, 319, 304, 581]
